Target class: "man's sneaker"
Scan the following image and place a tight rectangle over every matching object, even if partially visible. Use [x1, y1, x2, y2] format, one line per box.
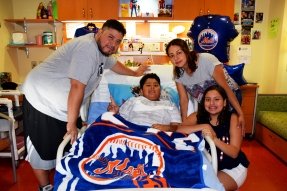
[39, 184, 53, 191]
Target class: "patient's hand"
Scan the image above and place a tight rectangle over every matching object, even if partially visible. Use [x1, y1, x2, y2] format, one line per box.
[108, 96, 119, 113]
[152, 124, 177, 132]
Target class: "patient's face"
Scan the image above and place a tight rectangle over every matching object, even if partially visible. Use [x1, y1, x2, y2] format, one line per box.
[140, 78, 161, 101]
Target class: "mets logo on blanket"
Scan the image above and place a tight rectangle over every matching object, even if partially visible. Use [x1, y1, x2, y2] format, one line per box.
[79, 133, 168, 187]
[198, 29, 218, 50]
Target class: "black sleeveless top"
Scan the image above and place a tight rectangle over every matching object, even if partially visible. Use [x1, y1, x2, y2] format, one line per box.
[206, 114, 250, 171]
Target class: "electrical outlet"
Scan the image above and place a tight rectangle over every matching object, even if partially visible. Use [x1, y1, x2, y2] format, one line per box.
[31, 61, 37, 69]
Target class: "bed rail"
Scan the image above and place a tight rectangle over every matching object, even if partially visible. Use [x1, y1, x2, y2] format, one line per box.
[56, 125, 87, 165]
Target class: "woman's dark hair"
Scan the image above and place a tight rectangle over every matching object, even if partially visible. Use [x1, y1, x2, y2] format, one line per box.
[102, 19, 126, 36]
[131, 73, 161, 96]
[197, 85, 231, 128]
[165, 38, 197, 78]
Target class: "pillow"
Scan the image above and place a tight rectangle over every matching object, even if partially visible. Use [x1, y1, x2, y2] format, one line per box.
[223, 63, 248, 86]
[108, 84, 134, 106]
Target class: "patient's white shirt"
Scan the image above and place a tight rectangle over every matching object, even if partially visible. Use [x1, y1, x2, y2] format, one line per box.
[119, 96, 181, 126]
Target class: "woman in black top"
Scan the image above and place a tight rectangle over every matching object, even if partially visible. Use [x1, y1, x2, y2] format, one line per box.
[177, 85, 249, 191]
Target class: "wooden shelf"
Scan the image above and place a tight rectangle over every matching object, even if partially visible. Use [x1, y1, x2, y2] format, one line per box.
[7, 44, 59, 58]
[7, 44, 59, 48]
[119, 51, 166, 56]
[118, 17, 173, 21]
[5, 18, 62, 58]
[5, 18, 61, 24]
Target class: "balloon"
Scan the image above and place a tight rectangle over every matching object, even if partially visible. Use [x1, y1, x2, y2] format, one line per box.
[188, 14, 239, 63]
[224, 63, 247, 86]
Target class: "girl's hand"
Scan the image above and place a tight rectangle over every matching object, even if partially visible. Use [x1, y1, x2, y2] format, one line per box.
[201, 124, 217, 140]
[238, 113, 246, 136]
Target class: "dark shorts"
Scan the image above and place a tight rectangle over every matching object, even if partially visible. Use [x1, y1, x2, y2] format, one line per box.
[23, 97, 82, 160]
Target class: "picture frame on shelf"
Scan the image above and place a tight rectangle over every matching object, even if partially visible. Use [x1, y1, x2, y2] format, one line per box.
[118, 0, 173, 18]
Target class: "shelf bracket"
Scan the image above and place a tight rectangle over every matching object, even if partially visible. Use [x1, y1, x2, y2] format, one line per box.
[49, 46, 57, 51]
[12, 17, 28, 32]
[19, 47, 30, 58]
[23, 18, 27, 33]
[48, 20, 57, 46]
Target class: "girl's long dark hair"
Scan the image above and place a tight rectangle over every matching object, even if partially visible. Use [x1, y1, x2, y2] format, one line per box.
[197, 85, 231, 128]
[165, 38, 197, 79]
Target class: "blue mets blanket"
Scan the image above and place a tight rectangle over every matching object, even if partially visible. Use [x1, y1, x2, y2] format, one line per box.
[54, 112, 207, 190]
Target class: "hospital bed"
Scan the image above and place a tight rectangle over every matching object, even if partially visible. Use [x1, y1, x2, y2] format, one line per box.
[55, 65, 223, 191]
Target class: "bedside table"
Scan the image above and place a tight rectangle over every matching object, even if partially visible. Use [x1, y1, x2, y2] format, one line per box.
[240, 84, 259, 138]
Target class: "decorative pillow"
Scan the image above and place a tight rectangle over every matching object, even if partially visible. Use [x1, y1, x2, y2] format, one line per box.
[223, 63, 248, 86]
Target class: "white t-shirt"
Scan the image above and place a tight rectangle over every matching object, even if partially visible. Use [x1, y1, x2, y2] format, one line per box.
[22, 33, 116, 121]
[119, 96, 182, 126]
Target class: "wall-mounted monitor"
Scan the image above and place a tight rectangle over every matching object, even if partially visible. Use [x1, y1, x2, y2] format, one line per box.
[119, 0, 173, 18]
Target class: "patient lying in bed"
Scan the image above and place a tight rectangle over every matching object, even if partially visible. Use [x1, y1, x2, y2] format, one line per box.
[108, 73, 181, 128]
[54, 72, 224, 190]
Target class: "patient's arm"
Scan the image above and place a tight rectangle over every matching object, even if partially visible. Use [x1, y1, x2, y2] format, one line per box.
[175, 112, 204, 134]
[177, 123, 214, 135]
[176, 113, 215, 135]
[152, 123, 179, 132]
[152, 112, 197, 132]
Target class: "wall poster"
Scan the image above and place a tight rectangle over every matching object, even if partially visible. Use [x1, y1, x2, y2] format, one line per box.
[241, 0, 255, 27]
[252, 30, 261, 40]
[255, 12, 263, 23]
[119, 0, 173, 18]
[241, 0, 255, 45]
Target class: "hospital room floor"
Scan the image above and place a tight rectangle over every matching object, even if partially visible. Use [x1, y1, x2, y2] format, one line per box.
[0, 139, 286, 191]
